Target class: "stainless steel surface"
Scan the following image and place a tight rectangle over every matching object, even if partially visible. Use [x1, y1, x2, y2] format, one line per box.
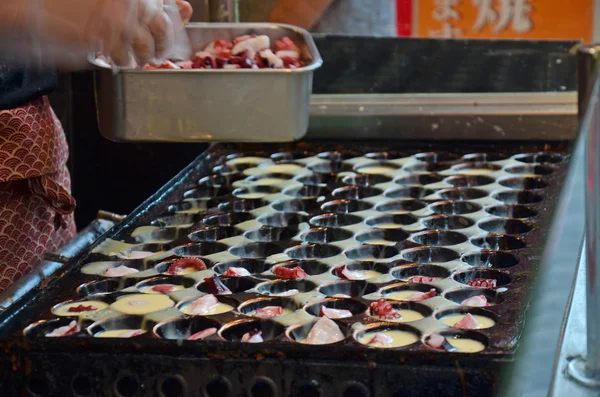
[97, 210, 126, 223]
[0, 219, 114, 312]
[307, 92, 578, 140]
[92, 23, 322, 143]
[577, 44, 600, 118]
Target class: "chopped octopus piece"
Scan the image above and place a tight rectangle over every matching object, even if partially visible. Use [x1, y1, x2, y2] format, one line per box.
[233, 34, 256, 44]
[406, 288, 438, 302]
[276, 50, 300, 59]
[175, 60, 194, 69]
[369, 298, 401, 320]
[119, 330, 145, 338]
[104, 265, 139, 277]
[241, 329, 263, 343]
[188, 327, 217, 341]
[223, 267, 251, 277]
[167, 257, 207, 275]
[320, 306, 352, 319]
[204, 39, 233, 56]
[454, 313, 481, 329]
[275, 37, 299, 52]
[332, 294, 352, 298]
[368, 332, 394, 346]
[273, 265, 308, 279]
[259, 49, 283, 68]
[203, 275, 232, 295]
[281, 56, 302, 68]
[232, 35, 270, 55]
[467, 278, 497, 288]
[143, 61, 180, 70]
[461, 295, 489, 307]
[272, 289, 299, 297]
[46, 321, 79, 337]
[334, 265, 366, 280]
[192, 53, 217, 69]
[187, 294, 219, 315]
[254, 306, 283, 319]
[67, 304, 97, 313]
[305, 317, 345, 345]
[426, 333, 445, 350]
[151, 284, 179, 294]
[409, 276, 441, 283]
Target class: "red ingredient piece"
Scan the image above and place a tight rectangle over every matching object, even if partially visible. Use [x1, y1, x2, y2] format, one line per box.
[320, 306, 352, 319]
[193, 55, 217, 69]
[241, 329, 263, 343]
[254, 53, 267, 68]
[156, 61, 179, 69]
[213, 39, 233, 50]
[467, 278, 497, 288]
[203, 275, 232, 295]
[409, 276, 440, 284]
[368, 332, 394, 346]
[426, 333, 445, 350]
[233, 34, 256, 44]
[334, 265, 347, 279]
[275, 36, 299, 51]
[67, 304, 96, 313]
[406, 288, 438, 302]
[142, 64, 158, 69]
[223, 267, 251, 277]
[167, 257, 207, 275]
[255, 306, 283, 319]
[188, 327, 217, 341]
[454, 313, 481, 329]
[461, 295, 489, 307]
[46, 321, 80, 337]
[281, 56, 302, 68]
[369, 298, 401, 320]
[176, 60, 194, 69]
[273, 265, 308, 279]
[152, 285, 178, 294]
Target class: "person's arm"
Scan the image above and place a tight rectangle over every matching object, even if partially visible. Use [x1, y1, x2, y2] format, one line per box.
[268, 0, 334, 30]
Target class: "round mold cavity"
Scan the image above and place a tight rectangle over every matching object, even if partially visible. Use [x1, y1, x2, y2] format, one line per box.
[404, 162, 452, 173]
[257, 212, 308, 227]
[285, 243, 342, 259]
[232, 186, 280, 200]
[304, 298, 368, 318]
[286, 318, 350, 345]
[203, 212, 252, 227]
[229, 242, 284, 259]
[152, 213, 200, 227]
[332, 261, 392, 280]
[219, 319, 285, 342]
[310, 213, 363, 227]
[422, 215, 475, 230]
[365, 214, 418, 229]
[238, 297, 300, 317]
[365, 151, 408, 160]
[212, 164, 241, 175]
[342, 173, 392, 187]
[353, 161, 401, 174]
[189, 226, 240, 242]
[24, 318, 88, 339]
[321, 199, 374, 213]
[478, 218, 532, 234]
[375, 199, 427, 214]
[453, 269, 512, 287]
[395, 173, 444, 186]
[434, 307, 497, 328]
[77, 279, 129, 296]
[443, 287, 504, 306]
[498, 176, 548, 190]
[213, 259, 270, 276]
[412, 230, 468, 246]
[153, 316, 221, 340]
[257, 279, 318, 296]
[452, 162, 501, 173]
[115, 243, 164, 259]
[463, 152, 509, 162]
[385, 186, 435, 199]
[317, 151, 360, 161]
[283, 184, 330, 199]
[134, 227, 181, 244]
[308, 161, 353, 174]
[368, 300, 433, 322]
[244, 227, 297, 242]
[154, 258, 213, 275]
[271, 150, 312, 162]
[354, 322, 421, 348]
[515, 152, 563, 164]
[270, 199, 320, 213]
[184, 184, 230, 198]
[198, 173, 239, 188]
[415, 152, 460, 163]
[380, 283, 441, 301]
[87, 315, 146, 338]
[391, 264, 451, 281]
[470, 234, 526, 250]
[272, 260, 331, 276]
[218, 199, 268, 213]
[355, 229, 409, 245]
[135, 276, 195, 293]
[462, 251, 519, 269]
[332, 186, 383, 200]
[302, 227, 354, 243]
[429, 200, 482, 215]
[402, 247, 460, 264]
[317, 280, 378, 298]
[492, 190, 543, 204]
[176, 295, 237, 316]
[422, 329, 489, 353]
[174, 242, 229, 257]
[439, 187, 488, 201]
[485, 204, 537, 219]
[295, 174, 332, 186]
[445, 175, 495, 188]
[245, 172, 294, 184]
[344, 245, 399, 262]
[505, 164, 555, 175]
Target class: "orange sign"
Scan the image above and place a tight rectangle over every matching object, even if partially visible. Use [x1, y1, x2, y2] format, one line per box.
[414, 0, 593, 42]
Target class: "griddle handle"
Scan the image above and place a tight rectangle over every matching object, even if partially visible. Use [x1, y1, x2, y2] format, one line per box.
[97, 210, 126, 223]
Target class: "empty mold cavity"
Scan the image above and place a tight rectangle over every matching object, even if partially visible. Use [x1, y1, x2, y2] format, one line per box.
[332, 186, 383, 200]
[136, 276, 195, 293]
[295, 173, 332, 186]
[302, 227, 354, 243]
[317, 151, 360, 161]
[470, 234, 526, 250]
[380, 283, 441, 301]
[412, 230, 468, 246]
[355, 229, 409, 245]
[321, 199, 374, 213]
[354, 323, 421, 348]
[452, 162, 501, 173]
[422, 215, 475, 230]
[283, 185, 331, 199]
[434, 307, 497, 329]
[395, 173, 443, 186]
[478, 218, 532, 234]
[317, 280, 378, 297]
[213, 259, 270, 276]
[197, 276, 258, 295]
[77, 279, 128, 296]
[286, 318, 349, 345]
[199, 173, 240, 188]
[245, 173, 294, 184]
[354, 161, 401, 174]
[257, 279, 318, 296]
[404, 162, 452, 173]
[271, 199, 320, 213]
[203, 212, 252, 227]
[385, 186, 435, 199]
[485, 204, 537, 219]
[443, 287, 504, 306]
[375, 199, 426, 214]
[463, 152, 509, 162]
[272, 260, 331, 276]
[304, 298, 368, 317]
[219, 319, 285, 342]
[430, 200, 482, 215]
[153, 316, 221, 340]
[310, 213, 363, 227]
[218, 199, 268, 213]
[173, 242, 229, 257]
[505, 164, 555, 175]
[286, 243, 342, 259]
[308, 161, 353, 174]
[366, 214, 418, 229]
[152, 213, 200, 227]
[365, 151, 407, 160]
[342, 173, 392, 187]
[344, 245, 399, 261]
[212, 164, 240, 175]
[415, 152, 460, 163]
[271, 151, 312, 162]
[439, 188, 488, 201]
[229, 242, 284, 259]
[462, 251, 519, 268]
[244, 227, 297, 242]
[189, 226, 240, 242]
[184, 184, 231, 199]
[402, 247, 460, 263]
[232, 186, 280, 200]
[499, 176, 549, 190]
[515, 152, 563, 164]
[134, 227, 181, 244]
[453, 269, 512, 287]
[257, 212, 308, 227]
[445, 175, 495, 187]
[391, 264, 451, 281]
[492, 190, 543, 204]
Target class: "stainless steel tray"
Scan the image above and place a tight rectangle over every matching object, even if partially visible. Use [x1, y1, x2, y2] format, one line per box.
[90, 23, 322, 143]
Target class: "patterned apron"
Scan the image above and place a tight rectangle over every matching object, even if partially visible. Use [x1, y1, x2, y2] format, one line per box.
[0, 96, 76, 293]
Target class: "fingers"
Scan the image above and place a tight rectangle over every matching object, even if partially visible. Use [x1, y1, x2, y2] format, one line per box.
[131, 25, 155, 64]
[147, 10, 173, 60]
[176, 0, 193, 24]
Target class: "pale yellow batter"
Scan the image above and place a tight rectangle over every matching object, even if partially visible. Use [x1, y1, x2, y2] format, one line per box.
[250, 178, 288, 186]
[359, 330, 419, 348]
[263, 164, 302, 173]
[364, 239, 396, 246]
[357, 166, 396, 174]
[385, 290, 421, 301]
[440, 313, 495, 329]
[139, 285, 185, 294]
[52, 301, 109, 316]
[95, 329, 146, 338]
[446, 336, 485, 353]
[110, 294, 174, 315]
[342, 269, 382, 280]
[374, 223, 402, 229]
[181, 301, 233, 316]
[226, 157, 267, 167]
[236, 192, 269, 199]
[373, 309, 424, 323]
